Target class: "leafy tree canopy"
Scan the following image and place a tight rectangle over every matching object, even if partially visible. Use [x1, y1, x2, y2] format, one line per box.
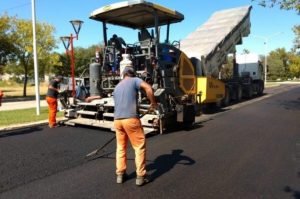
[292, 25, 300, 52]
[289, 53, 300, 78]
[2, 15, 58, 96]
[54, 45, 103, 78]
[252, 0, 300, 14]
[0, 15, 15, 69]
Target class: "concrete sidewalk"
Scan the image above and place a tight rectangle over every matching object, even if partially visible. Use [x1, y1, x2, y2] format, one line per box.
[0, 99, 60, 132]
[0, 100, 48, 111]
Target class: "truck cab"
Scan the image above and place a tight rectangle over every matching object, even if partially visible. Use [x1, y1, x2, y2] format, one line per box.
[236, 53, 264, 81]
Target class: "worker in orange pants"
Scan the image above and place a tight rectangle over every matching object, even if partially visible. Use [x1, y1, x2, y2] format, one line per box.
[46, 76, 63, 128]
[0, 89, 3, 107]
[114, 118, 146, 178]
[113, 67, 157, 186]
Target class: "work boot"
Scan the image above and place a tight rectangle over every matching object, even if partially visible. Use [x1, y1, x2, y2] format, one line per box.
[49, 123, 60, 128]
[49, 124, 56, 128]
[136, 175, 149, 186]
[116, 174, 125, 184]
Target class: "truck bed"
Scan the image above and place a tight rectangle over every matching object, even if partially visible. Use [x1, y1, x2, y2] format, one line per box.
[180, 6, 252, 78]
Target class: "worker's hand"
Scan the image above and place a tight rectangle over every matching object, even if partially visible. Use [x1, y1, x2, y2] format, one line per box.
[85, 97, 93, 103]
[150, 102, 158, 108]
[149, 103, 158, 113]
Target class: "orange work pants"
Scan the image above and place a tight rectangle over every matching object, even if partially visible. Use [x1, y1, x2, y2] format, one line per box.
[46, 96, 58, 127]
[0, 90, 3, 106]
[114, 118, 146, 177]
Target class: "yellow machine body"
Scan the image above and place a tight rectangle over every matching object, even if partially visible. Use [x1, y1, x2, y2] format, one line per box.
[178, 53, 197, 95]
[197, 77, 225, 103]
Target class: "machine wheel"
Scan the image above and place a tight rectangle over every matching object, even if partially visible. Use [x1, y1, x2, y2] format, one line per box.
[183, 121, 194, 130]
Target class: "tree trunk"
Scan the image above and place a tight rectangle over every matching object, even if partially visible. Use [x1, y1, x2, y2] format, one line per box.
[23, 64, 28, 97]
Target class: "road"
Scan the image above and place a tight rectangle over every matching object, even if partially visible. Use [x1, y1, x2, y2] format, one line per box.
[0, 84, 300, 199]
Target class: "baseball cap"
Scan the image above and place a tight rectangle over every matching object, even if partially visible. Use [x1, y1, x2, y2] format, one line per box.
[122, 67, 135, 76]
[56, 75, 63, 81]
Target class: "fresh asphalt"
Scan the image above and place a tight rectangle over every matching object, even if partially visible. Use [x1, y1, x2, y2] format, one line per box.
[0, 84, 299, 199]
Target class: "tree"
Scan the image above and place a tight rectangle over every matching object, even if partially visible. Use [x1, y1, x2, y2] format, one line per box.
[268, 48, 291, 80]
[74, 45, 103, 76]
[6, 17, 57, 96]
[0, 15, 15, 70]
[55, 45, 103, 78]
[292, 25, 300, 52]
[242, 49, 250, 54]
[276, 48, 289, 77]
[289, 53, 300, 78]
[252, 0, 300, 14]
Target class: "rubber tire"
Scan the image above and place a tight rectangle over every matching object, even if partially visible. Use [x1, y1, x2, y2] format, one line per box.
[247, 86, 253, 99]
[237, 85, 242, 102]
[257, 81, 264, 96]
[221, 87, 230, 107]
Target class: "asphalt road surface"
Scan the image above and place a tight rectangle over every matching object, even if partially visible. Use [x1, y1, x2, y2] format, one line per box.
[0, 84, 300, 199]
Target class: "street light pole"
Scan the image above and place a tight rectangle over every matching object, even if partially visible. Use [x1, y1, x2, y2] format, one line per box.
[264, 38, 268, 88]
[253, 32, 283, 87]
[70, 34, 75, 100]
[60, 20, 83, 105]
[31, 0, 40, 115]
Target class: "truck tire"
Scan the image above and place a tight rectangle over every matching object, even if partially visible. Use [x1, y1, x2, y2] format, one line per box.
[246, 86, 253, 98]
[257, 81, 264, 96]
[237, 85, 242, 102]
[221, 87, 230, 107]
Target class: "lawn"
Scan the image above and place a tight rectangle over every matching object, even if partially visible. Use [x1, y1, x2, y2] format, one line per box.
[265, 81, 280, 88]
[0, 80, 48, 98]
[0, 107, 64, 127]
[0, 80, 64, 127]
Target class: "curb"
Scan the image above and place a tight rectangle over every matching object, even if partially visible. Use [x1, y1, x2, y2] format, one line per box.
[0, 118, 65, 134]
[0, 120, 48, 134]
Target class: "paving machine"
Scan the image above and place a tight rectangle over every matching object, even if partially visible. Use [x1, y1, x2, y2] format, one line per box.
[64, 1, 259, 133]
[64, 0, 199, 134]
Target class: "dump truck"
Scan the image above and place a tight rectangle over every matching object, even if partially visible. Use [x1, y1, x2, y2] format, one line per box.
[63, 0, 264, 133]
[180, 5, 264, 106]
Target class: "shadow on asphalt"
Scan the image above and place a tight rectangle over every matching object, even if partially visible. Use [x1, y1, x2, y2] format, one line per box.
[85, 122, 204, 162]
[0, 126, 43, 138]
[87, 149, 196, 183]
[284, 185, 300, 199]
[201, 93, 269, 115]
[144, 149, 195, 182]
[279, 98, 300, 110]
[120, 149, 196, 182]
[283, 172, 300, 199]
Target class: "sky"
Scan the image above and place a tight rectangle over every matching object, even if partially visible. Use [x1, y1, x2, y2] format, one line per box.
[0, 0, 299, 56]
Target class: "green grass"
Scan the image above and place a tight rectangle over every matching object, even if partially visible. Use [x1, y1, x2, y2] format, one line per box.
[0, 107, 64, 127]
[265, 82, 280, 88]
[0, 80, 48, 98]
